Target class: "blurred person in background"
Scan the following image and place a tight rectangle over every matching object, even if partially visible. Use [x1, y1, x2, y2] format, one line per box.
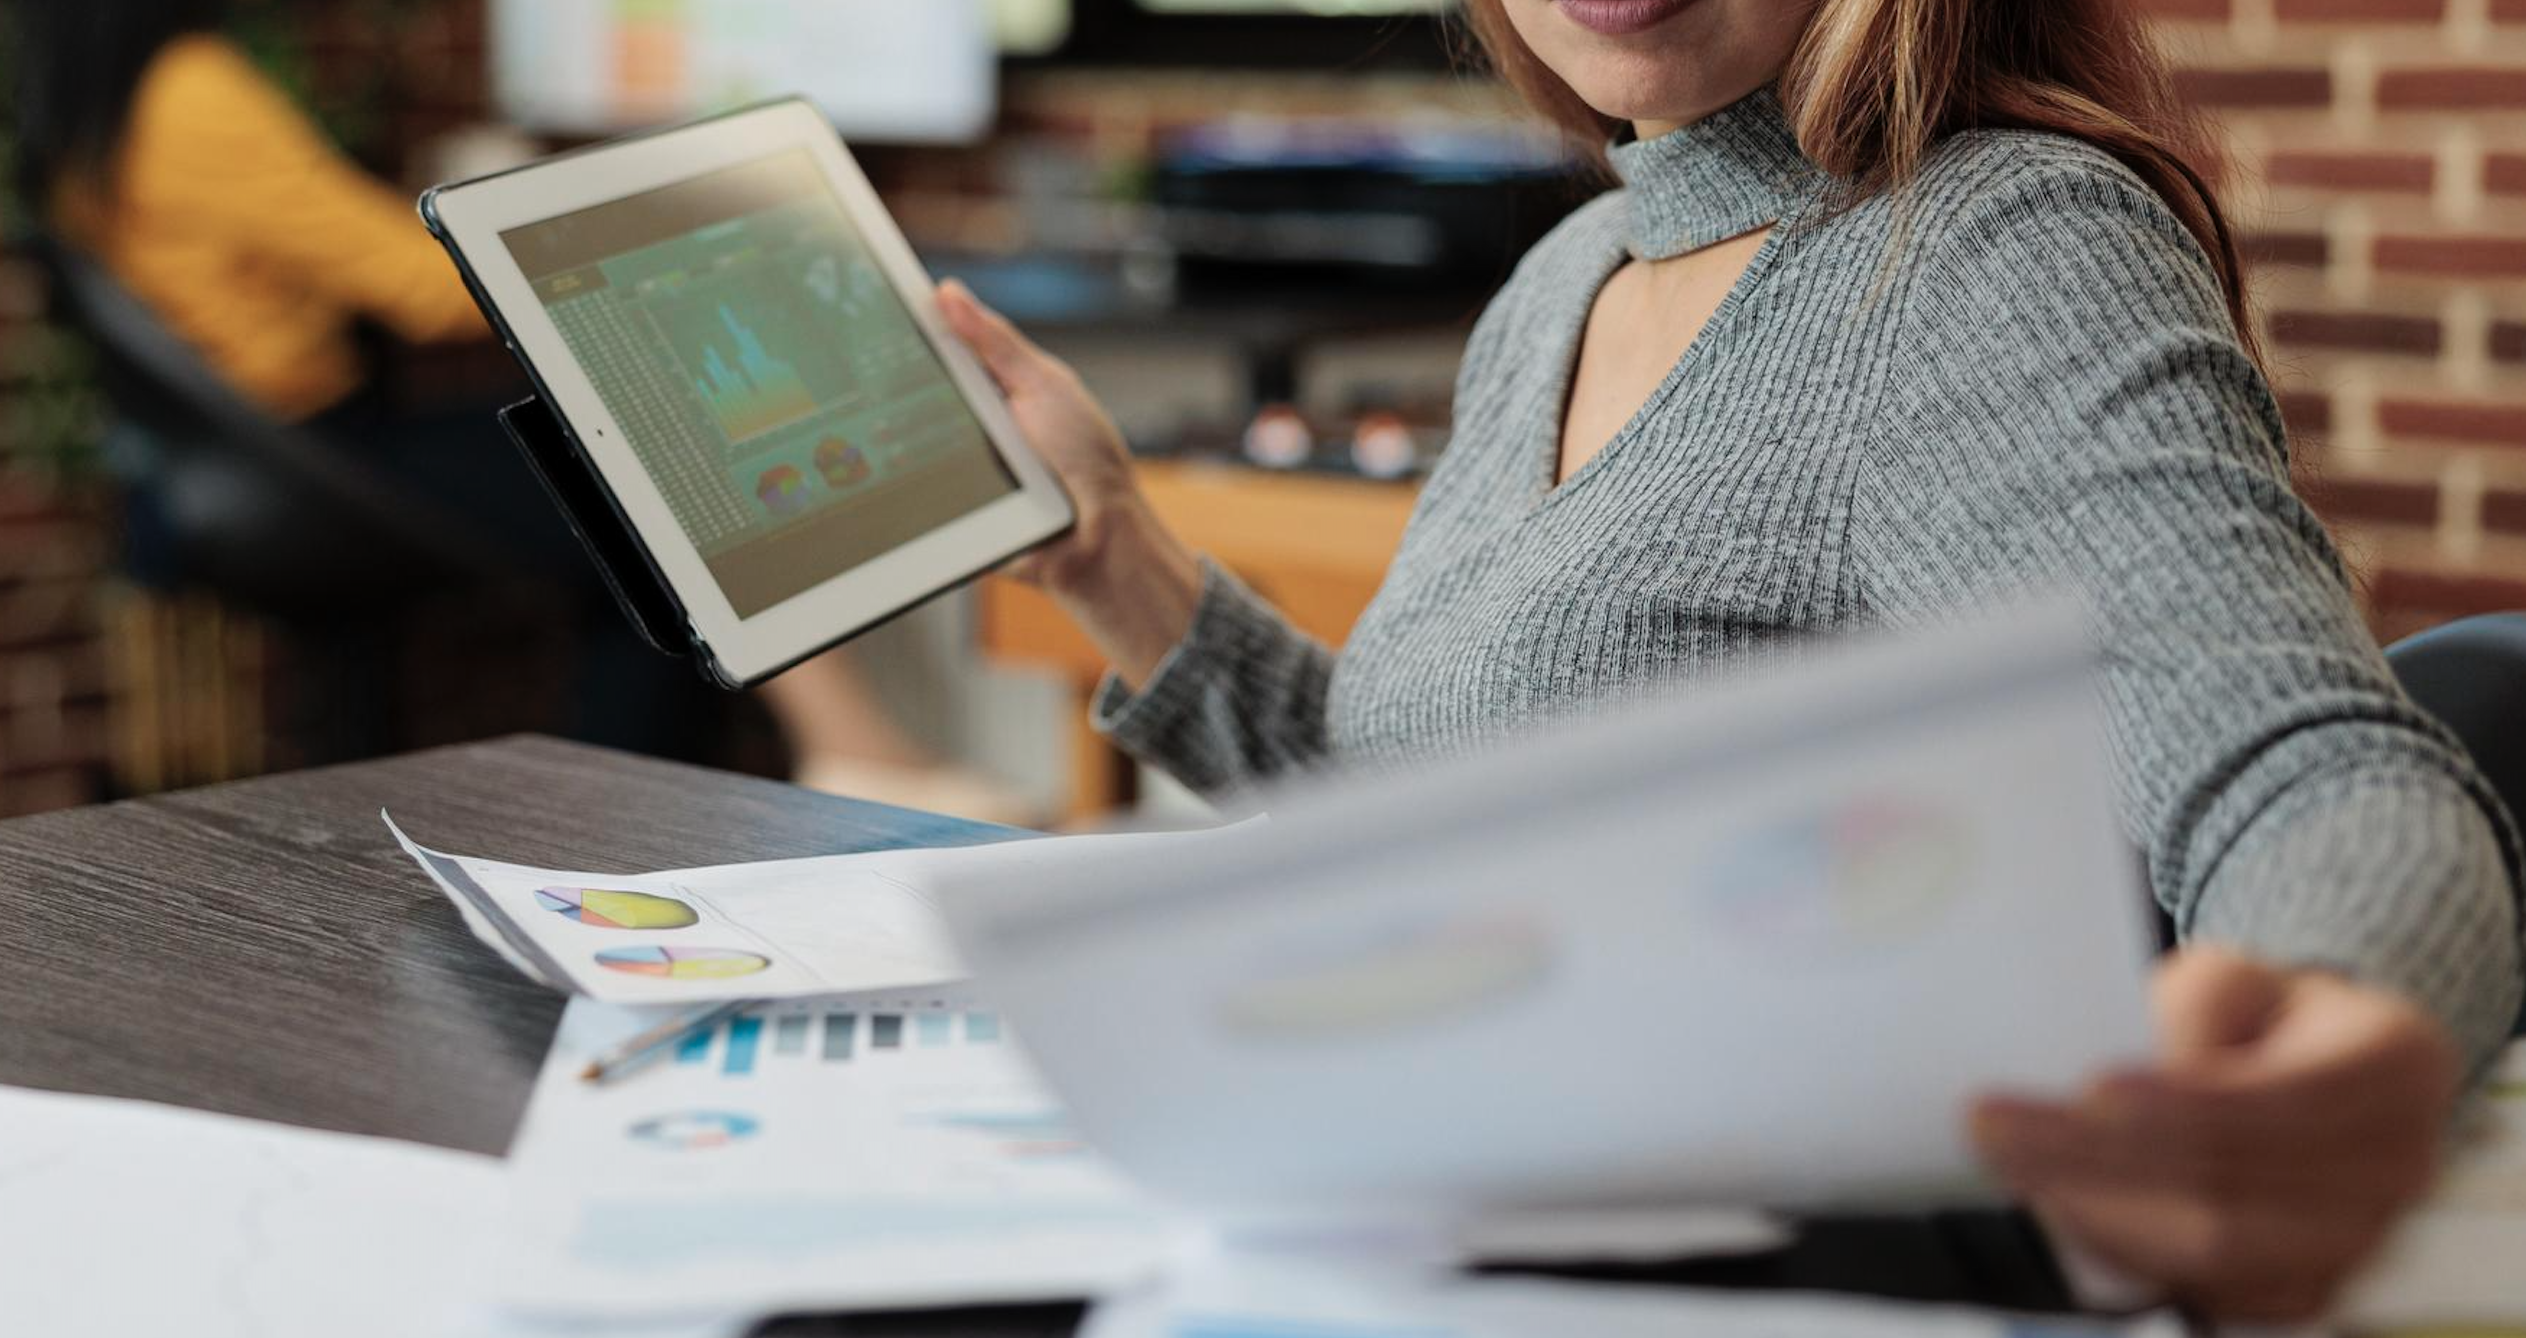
[4, 0, 1026, 819]
[937, 0, 2525, 1319]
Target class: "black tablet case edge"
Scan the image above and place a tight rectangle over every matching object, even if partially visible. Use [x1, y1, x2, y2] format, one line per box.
[499, 396, 695, 662]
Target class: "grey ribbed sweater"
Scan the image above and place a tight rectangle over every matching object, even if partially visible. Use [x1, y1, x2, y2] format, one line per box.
[1096, 90, 2525, 1068]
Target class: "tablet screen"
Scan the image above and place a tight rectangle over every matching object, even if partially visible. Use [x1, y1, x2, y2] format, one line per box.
[501, 150, 1017, 618]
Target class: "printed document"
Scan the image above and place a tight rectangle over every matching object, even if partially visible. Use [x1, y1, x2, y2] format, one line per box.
[498, 993, 1178, 1320]
[943, 611, 2161, 1213]
[388, 818, 1210, 1005]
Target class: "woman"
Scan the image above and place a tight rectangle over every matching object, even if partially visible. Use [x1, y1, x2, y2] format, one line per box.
[936, 0, 2526, 1319]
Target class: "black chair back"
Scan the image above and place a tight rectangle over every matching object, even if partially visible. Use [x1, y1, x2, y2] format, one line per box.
[2386, 612, 2526, 1038]
[23, 233, 505, 622]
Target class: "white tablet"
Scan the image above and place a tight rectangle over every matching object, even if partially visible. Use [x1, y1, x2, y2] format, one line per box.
[421, 99, 1073, 688]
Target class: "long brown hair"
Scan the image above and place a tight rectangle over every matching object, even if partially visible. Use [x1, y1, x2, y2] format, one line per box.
[1461, 0, 2255, 354]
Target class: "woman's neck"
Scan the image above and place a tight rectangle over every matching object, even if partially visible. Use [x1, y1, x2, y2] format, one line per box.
[1631, 77, 1786, 144]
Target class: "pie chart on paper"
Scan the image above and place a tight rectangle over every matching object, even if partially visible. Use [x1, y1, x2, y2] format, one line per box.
[595, 946, 772, 980]
[534, 886, 700, 930]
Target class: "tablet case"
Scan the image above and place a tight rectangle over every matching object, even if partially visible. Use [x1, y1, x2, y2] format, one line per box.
[498, 395, 694, 664]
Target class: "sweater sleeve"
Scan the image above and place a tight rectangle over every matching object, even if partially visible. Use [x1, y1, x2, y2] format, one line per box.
[1856, 141, 2525, 1070]
[1092, 560, 1339, 798]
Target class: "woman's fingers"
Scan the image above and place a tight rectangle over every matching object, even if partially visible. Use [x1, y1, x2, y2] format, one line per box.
[936, 279, 1041, 392]
[2149, 946, 2289, 1058]
[1981, 1067, 2435, 1193]
[1971, 955, 2468, 1322]
[2028, 1186, 2377, 1322]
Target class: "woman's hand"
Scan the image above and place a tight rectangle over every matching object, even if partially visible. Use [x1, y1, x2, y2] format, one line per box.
[936, 279, 1142, 590]
[936, 280, 1204, 688]
[1973, 947, 2462, 1321]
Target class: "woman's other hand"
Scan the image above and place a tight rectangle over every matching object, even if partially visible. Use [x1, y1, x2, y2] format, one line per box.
[936, 280, 1203, 687]
[1973, 946, 2461, 1321]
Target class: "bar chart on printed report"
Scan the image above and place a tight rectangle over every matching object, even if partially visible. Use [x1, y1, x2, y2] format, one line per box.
[502, 993, 1168, 1314]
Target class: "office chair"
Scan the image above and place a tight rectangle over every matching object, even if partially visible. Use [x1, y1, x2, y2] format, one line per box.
[25, 233, 508, 617]
[2385, 611, 2526, 1038]
[24, 233, 527, 763]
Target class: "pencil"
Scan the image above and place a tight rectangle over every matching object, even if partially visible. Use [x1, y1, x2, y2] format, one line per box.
[579, 1000, 752, 1084]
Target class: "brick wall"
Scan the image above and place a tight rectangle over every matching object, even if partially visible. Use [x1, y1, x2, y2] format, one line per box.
[2151, 0, 2526, 638]
[0, 246, 114, 818]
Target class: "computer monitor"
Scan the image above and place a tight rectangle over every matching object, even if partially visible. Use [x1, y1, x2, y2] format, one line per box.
[489, 0, 998, 143]
[1050, 0, 1454, 69]
[1132, 0, 1447, 11]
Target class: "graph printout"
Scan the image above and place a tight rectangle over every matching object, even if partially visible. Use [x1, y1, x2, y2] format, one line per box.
[387, 814, 1223, 1006]
[500, 994, 1174, 1318]
[502, 149, 1017, 617]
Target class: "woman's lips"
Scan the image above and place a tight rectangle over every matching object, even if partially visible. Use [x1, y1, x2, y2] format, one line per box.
[1553, 0, 1698, 37]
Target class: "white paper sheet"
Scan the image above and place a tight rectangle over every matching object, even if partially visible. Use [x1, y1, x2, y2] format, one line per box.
[388, 818, 1215, 1005]
[0, 1084, 501, 1338]
[1080, 1254, 2184, 1338]
[498, 994, 1182, 1321]
[946, 611, 2160, 1214]
[2340, 1040, 2526, 1327]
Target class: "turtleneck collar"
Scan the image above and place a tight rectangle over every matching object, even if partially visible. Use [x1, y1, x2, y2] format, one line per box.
[1607, 86, 1819, 262]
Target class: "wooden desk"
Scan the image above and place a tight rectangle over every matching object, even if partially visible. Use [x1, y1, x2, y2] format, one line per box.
[980, 460, 1420, 817]
[0, 735, 2083, 1332]
[0, 735, 1023, 1154]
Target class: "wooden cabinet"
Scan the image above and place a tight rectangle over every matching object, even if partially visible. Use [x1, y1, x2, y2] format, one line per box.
[977, 459, 1419, 819]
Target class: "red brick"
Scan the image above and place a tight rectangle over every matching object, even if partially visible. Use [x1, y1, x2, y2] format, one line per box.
[2374, 235, 2526, 277]
[2370, 564, 2526, 619]
[2173, 68, 2334, 109]
[1, 705, 111, 773]
[2274, 0, 2445, 18]
[2378, 395, 2526, 446]
[0, 580, 96, 646]
[2483, 153, 2526, 196]
[0, 521, 107, 583]
[2300, 472, 2442, 526]
[2495, 0, 2526, 20]
[2376, 68, 2526, 110]
[0, 767, 97, 819]
[2486, 487, 2526, 533]
[2267, 150, 2435, 194]
[2276, 389, 2335, 434]
[2269, 309, 2444, 356]
[2242, 231, 2329, 267]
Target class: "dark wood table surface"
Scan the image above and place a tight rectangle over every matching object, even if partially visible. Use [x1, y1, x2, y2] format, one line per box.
[0, 734, 1081, 1335]
[0, 733, 1016, 1155]
[0, 733, 2076, 1333]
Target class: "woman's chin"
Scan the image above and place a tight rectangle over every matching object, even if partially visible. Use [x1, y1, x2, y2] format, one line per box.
[1558, 66, 1729, 128]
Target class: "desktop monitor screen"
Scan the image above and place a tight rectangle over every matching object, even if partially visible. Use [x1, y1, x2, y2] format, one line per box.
[1133, 0, 1447, 10]
[490, 0, 998, 143]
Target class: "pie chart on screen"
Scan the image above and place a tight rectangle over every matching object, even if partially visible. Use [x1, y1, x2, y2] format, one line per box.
[595, 946, 772, 980]
[535, 886, 700, 930]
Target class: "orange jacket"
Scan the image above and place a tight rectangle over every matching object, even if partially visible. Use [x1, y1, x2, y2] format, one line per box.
[56, 34, 485, 421]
